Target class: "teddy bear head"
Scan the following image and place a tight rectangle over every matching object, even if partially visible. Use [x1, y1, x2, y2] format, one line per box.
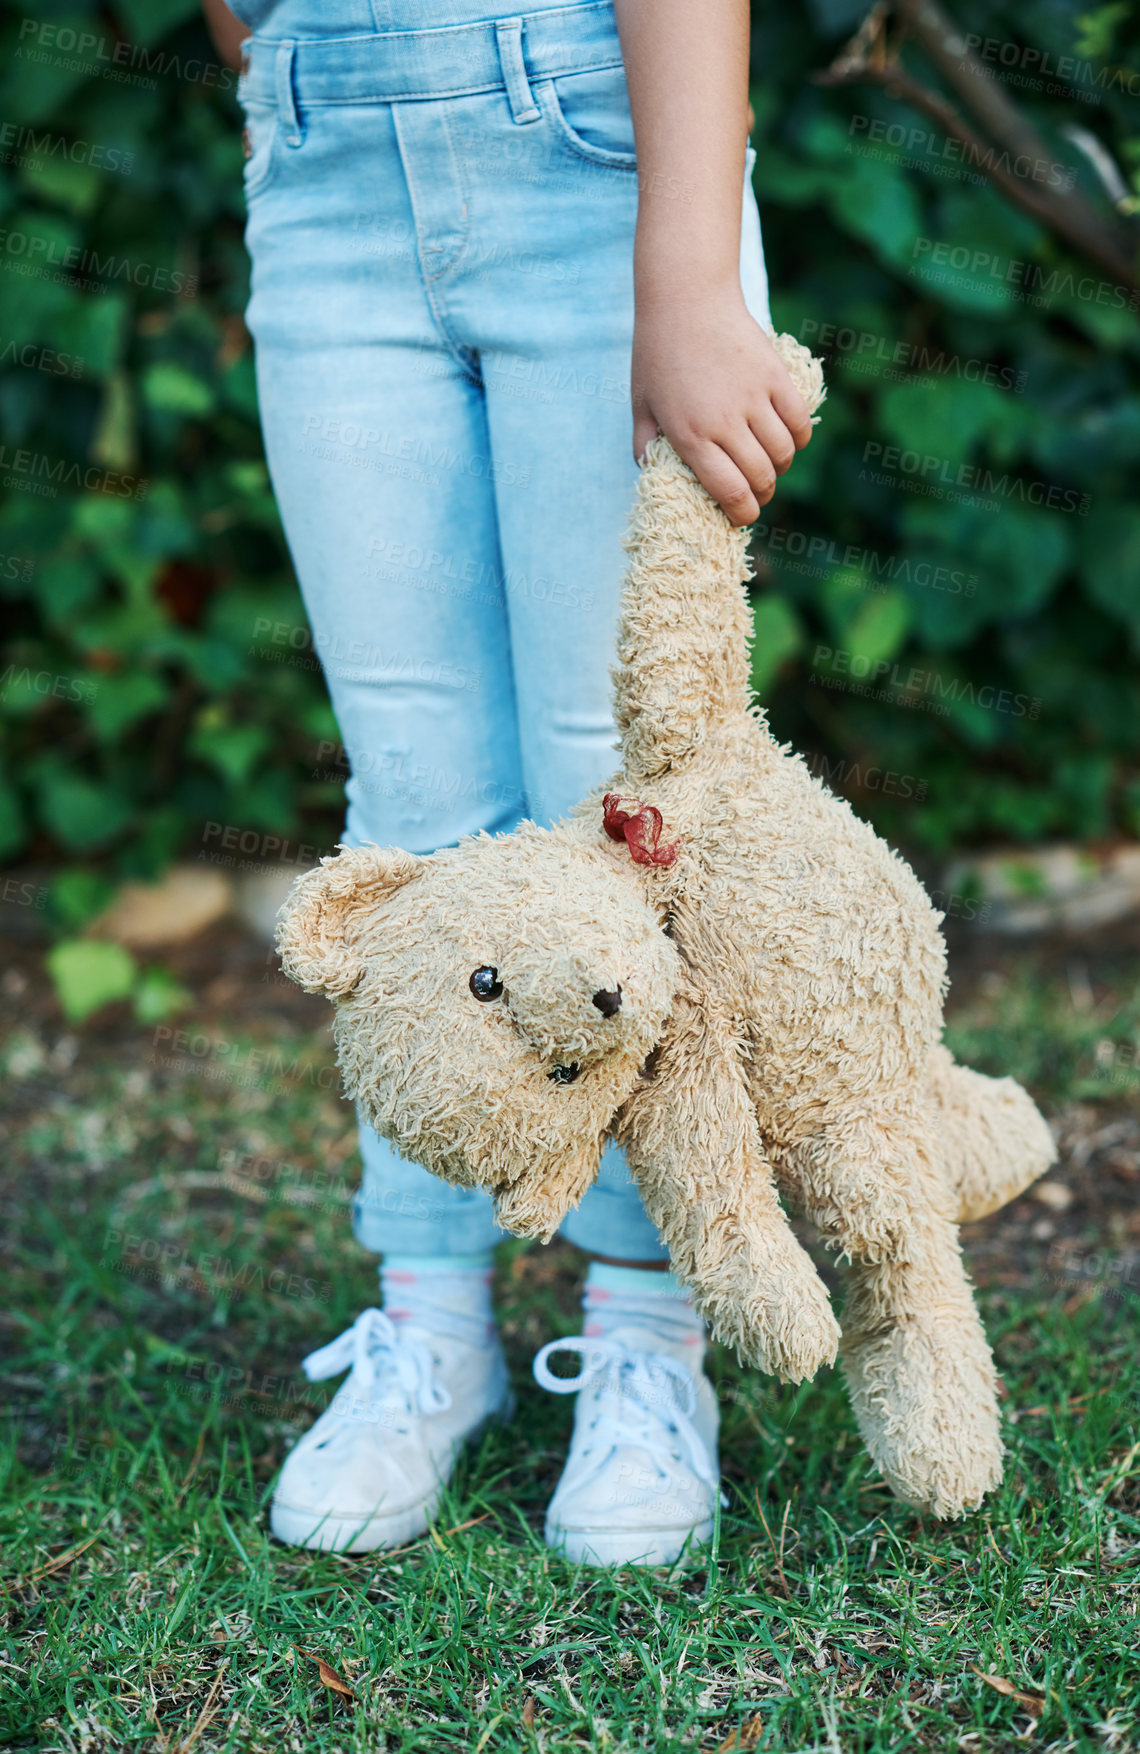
[276, 829, 681, 1238]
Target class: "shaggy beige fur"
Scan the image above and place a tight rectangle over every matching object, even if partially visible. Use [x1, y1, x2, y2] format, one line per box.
[277, 335, 1054, 1518]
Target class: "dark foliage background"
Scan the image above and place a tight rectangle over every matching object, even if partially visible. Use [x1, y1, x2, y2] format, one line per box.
[0, 0, 1137, 935]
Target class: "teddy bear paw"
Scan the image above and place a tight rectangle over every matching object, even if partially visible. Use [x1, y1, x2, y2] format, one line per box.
[842, 1313, 1004, 1517]
[724, 1263, 840, 1384]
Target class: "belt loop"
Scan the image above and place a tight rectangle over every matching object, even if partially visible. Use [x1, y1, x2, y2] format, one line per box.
[275, 39, 303, 147]
[495, 18, 540, 125]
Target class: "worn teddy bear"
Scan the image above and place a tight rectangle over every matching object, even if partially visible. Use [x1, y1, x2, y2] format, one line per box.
[278, 336, 1055, 1519]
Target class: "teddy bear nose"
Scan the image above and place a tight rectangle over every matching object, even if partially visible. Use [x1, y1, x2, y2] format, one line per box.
[592, 986, 622, 1018]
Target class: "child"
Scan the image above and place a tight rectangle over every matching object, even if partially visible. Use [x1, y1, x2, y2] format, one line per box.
[211, 0, 812, 1565]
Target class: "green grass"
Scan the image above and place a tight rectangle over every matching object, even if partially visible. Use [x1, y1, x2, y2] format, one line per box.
[1, 935, 1138, 1753]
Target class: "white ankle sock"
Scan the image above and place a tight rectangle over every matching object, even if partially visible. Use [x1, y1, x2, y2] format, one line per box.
[583, 1261, 705, 1369]
[380, 1252, 496, 1349]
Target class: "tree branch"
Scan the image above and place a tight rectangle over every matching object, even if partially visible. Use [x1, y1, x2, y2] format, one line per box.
[815, 1, 1140, 292]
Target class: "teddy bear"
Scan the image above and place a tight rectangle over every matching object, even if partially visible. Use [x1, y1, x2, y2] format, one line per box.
[277, 335, 1055, 1519]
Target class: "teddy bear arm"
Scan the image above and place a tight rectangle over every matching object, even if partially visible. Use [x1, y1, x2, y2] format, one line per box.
[614, 993, 839, 1383]
[614, 440, 756, 781]
[614, 339, 824, 783]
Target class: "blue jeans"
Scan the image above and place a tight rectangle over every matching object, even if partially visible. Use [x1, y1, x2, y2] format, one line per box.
[240, 0, 771, 1261]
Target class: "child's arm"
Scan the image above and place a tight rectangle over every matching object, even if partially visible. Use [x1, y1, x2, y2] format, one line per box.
[614, 0, 812, 525]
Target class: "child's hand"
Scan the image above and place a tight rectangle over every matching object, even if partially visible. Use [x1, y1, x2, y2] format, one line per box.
[613, 0, 812, 526]
[632, 286, 814, 527]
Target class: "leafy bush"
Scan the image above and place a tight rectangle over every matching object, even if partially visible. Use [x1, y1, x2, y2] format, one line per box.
[0, 0, 1137, 900]
[751, 0, 1140, 852]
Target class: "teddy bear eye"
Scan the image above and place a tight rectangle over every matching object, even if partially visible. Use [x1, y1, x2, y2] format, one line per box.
[548, 1062, 581, 1085]
[469, 966, 503, 1002]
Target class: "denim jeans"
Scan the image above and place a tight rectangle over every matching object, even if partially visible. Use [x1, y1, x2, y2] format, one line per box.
[240, 0, 772, 1261]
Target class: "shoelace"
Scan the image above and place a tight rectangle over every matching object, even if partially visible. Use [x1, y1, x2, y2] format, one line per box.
[532, 1336, 718, 1489]
[302, 1307, 452, 1420]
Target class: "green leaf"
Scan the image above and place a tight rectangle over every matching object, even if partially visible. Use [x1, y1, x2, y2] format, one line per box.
[0, 776, 27, 861]
[36, 770, 134, 852]
[1079, 505, 1140, 631]
[844, 588, 912, 665]
[188, 715, 270, 786]
[47, 938, 137, 1023]
[902, 501, 1073, 620]
[86, 670, 168, 741]
[877, 376, 1023, 464]
[21, 154, 102, 215]
[33, 555, 103, 625]
[142, 362, 214, 418]
[826, 155, 923, 271]
[47, 869, 118, 932]
[750, 595, 802, 697]
[132, 964, 192, 1023]
[91, 370, 136, 471]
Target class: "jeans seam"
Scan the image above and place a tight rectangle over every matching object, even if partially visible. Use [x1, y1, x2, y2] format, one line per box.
[390, 104, 479, 382]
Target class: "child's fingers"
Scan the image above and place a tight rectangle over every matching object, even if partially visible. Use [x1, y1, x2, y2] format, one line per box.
[676, 435, 764, 526]
[747, 407, 798, 477]
[727, 424, 780, 505]
[770, 376, 814, 449]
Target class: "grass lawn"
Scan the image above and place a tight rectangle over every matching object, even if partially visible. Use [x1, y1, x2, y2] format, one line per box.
[1, 918, 1138, 1752]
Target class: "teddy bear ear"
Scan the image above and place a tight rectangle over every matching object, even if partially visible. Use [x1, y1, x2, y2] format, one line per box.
[275, 844, 421, 998]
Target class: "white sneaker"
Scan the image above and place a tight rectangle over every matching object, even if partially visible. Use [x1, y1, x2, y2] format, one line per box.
[534, 1330, 721, 1567]
[270, 1307, 512, 1553]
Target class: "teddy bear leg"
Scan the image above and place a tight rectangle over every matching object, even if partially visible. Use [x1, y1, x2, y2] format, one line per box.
[924, 1044, 1056, 1223]
[492, 1147, 603, 1244]
[785, 1104, 1003, 1517]
[615, 998, 840, 1382]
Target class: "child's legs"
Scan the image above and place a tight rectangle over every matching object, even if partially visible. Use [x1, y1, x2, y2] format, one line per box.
[456, 88, 664, 1259]
[254, 349, 518, 1252]
[245, 99, 523, 1257]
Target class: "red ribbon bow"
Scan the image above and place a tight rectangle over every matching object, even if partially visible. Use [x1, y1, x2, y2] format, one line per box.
[602, 793, 681, 868]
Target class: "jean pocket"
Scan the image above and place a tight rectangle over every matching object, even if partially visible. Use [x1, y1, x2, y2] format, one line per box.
[240, 98, 280, 201]
[540, 64, 637, 169]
